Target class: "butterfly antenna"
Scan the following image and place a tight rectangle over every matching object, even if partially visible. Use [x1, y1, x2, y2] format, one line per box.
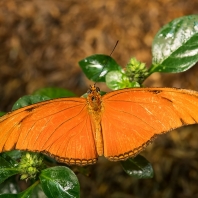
[95, 40, 119, 82]
[109, 40, 119, 57]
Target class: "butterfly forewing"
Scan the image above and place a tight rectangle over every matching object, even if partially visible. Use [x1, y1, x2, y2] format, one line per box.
[101, 88, 198, 161]
[0, 98, 98, 165]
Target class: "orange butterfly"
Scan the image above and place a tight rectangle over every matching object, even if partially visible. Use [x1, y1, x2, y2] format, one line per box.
[0, 84, 198, 165]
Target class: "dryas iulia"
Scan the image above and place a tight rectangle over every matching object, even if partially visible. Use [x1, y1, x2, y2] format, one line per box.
[0, 85, 198, 165]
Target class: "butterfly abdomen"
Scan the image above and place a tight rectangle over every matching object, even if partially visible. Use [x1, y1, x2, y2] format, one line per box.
[87, 84, 104, 156]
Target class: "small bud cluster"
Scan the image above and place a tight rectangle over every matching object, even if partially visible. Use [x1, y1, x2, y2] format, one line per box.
[125, 58, 149, 84]
[19, 152, 44, 180]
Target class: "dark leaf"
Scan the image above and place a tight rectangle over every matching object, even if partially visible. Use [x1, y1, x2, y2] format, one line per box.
[33, 87, 76, 99]
[121, 155, 154, 179]
[12, 95, 51, 111]
[0, 156, 20, 184]
[0, 112, 6, 117]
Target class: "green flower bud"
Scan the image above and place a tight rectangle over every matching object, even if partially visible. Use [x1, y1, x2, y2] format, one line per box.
[125, 57, 149, 84]
[20, 174, 29, 180]
[18, 152, 44, 180]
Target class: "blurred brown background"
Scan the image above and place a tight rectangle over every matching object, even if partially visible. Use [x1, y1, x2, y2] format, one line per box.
[1, 0, 198, 197]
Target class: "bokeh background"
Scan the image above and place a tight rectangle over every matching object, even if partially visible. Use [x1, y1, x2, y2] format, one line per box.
[1, 0, 198, 197]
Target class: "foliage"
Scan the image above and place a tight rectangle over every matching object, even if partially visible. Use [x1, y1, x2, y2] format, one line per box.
[0, 15, 198, 197]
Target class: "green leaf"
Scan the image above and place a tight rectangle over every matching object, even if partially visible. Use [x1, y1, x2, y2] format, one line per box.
[40, 166, 80, 198]
[0, 153, 20, 167]
[121, 155, 154, 179]
[2, 151, 22, 161]
[150, 15, 198, 73]
[0, 156, 20, 184]
[106, 71, 140, 90]
[33, 87, 76, 99]
[0, 180, 39, 198]
[79, 54, 121, 82]
[0, 112, 6, 117]
[12, 95, 51, 111]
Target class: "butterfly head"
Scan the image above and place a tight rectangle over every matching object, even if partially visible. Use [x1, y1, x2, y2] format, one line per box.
[87, 84, 102, 111]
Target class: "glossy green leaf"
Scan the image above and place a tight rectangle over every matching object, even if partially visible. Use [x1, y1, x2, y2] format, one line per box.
[12, 95, 51, 111]
[106, 71, 140, 90]
[79, 54, 121, 82]
[121, 155, 154, 179]
[150, 15, 198, 73]
[33, 87, 76, 99]
[0, 156, 20, 184]
[40, 166, 80, 198]
[2, 151, 22, 161]
[0, 181, 39, 198]
[0, 152, 20, 167]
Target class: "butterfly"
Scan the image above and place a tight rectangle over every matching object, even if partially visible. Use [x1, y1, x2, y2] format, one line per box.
[0, 84, 198, 165]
